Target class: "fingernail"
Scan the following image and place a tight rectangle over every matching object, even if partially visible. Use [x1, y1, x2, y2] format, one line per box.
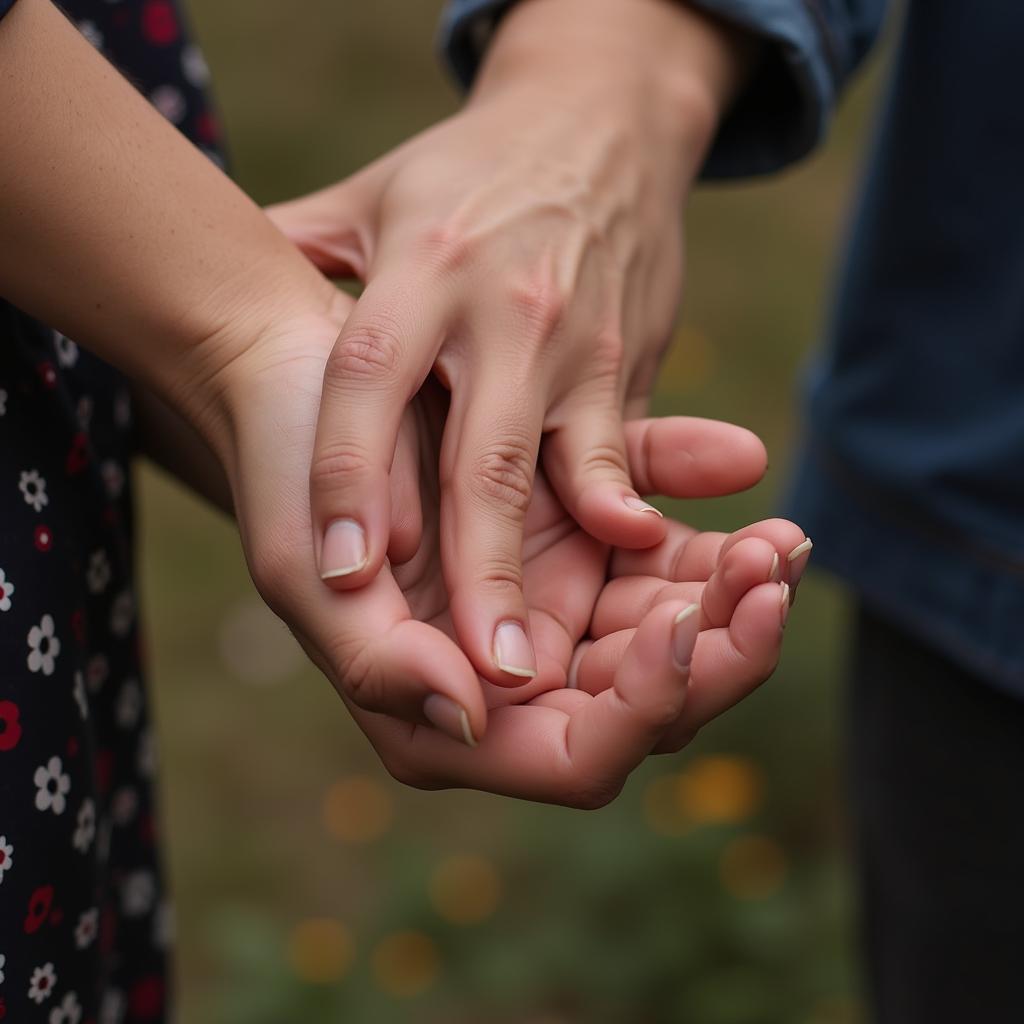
[786, 537, 813, 589]
[320, 519, 368, 579]
[623, 495, 663, 517]
[492, 621, 537, 679]
[779, 583, 791, 628]
[423, 694, 477, 748]
[768, 551, 780, 583]
[671, 603, 700, 672]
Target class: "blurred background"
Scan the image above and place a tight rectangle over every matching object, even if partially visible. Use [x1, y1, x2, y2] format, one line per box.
[143, 2, 891, 1020]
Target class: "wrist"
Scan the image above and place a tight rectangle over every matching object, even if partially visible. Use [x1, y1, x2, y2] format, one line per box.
[472, 0, 758, 175]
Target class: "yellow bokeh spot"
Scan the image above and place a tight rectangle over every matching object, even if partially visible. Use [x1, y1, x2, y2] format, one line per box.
[678, 755, 762, 825]
[643, 773, 692, 836]
[719, 835, 787, 900]
[286, 918, 355, 985]
[429, 855, 502, 925]
[323, 775, 394, 844]
[372, 930, 440, 998]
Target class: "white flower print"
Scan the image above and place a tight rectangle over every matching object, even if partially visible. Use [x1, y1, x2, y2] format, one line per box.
[115, 679, 141, 729]
[101, 459, 124, 499]
[34, 757, 71, 815]
[181, 44, 210, 86]
[151, 84, 186, 124]
[77, 19, 103, 49]
[99, 988, 125, 1024]
[121, 869, 155, 917]
[110, 590, 134, 638]
[28, 962, 57, 1004]
[53, 331, 80, 368]
[0, 951, 5, 984]
[0, 387, 7, 416]
[87, 549, 111, 594]
[27, 614, 61, 676]
[74, 907, 98, 949]
[73, 799, 96, 853]
[73, 672, 88, 720]
[49, 990, 82, 1024]
[0, 835, 13, 884]
[0, 567, 14, 612]
[19, 469, 49, 512]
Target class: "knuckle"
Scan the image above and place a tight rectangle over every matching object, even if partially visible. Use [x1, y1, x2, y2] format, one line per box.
[506, 277, 567, 342]
[577, 441, 630, 480]
[309, 442, 373, 492]
[327, 315, 404, 386]
[468, 438, 535, 514]
[415, 221, 474, 274]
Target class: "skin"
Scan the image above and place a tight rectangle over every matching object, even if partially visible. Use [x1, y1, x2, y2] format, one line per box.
[267, 0, 761, 685]
[0, 0, 799, 802]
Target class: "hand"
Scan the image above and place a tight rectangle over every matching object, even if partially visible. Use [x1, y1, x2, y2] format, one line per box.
[265, 0, 756, 687]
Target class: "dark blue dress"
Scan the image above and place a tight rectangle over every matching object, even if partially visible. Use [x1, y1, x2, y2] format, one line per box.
[0, 3, 223, 1020]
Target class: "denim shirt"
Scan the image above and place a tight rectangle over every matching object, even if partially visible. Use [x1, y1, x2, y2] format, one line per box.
[441, 0, 1024, 696]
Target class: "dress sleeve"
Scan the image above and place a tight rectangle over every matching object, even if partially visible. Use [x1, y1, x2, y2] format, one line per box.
[437, 0, 888, 178]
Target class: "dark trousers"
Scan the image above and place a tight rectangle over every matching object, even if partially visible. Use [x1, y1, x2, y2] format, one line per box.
[849, 605, 1024, 1024]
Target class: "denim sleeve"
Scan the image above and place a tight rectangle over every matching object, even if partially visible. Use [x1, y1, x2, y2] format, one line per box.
[438, 0, 887, 178]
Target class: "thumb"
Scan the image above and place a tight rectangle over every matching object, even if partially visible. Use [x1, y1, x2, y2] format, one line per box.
[265, 176, 377, 281]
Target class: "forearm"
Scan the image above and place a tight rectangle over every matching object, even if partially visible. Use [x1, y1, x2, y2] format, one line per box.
[472, 0, 760, 179]
[0, 0, 337, 443]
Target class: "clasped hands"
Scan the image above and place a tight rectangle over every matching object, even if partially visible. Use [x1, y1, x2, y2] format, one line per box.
[198, 10, 806, 807]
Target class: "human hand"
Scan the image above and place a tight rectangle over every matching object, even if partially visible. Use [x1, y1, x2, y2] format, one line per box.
[266, 0, 757, 686]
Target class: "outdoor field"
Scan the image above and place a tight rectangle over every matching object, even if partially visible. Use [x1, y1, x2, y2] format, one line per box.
[144, 3, 890, 1020]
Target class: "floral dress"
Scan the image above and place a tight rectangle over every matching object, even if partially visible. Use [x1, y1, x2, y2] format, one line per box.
[0, 2, 223, 1020]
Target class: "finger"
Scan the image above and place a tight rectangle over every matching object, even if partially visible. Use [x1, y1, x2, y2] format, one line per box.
[574, 578, 789, 750]
[291, 567, 487, 747]
[441, 368, 546, 686]
[590, 536, 778, 637]
[623, 416, 767, 498]
[348, 599, 700, 808]
[563, 600, 699, 792]
[544, 397, 668, 549]
[265, 181, 372, 281]
[311, 275, 446, 590]
[386, 410, 423, 567]
[610, 517, 808, 589]
[653, 580, 788, 752]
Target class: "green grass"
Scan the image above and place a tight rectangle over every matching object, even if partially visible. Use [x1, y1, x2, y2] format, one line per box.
[144, 2, 889, 1019]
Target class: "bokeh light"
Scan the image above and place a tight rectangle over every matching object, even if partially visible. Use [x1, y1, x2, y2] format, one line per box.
[371, 930, 440, 998]
[218, 599, 304, 686]
[286, 918, 355, 985]
[719, 835, 788, 900]
[323, 775, 394, 844]
[428, 854, 502, 925]
[678, 756, 763, 825]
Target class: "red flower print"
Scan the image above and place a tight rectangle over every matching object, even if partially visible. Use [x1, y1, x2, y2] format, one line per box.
[129, 975, 164, 1019]
[71, 608, 86, 645]
[34, 525, 53, 552]
[36, 361, 57, 389]
[196, 111, 219, 144]
[0, 701, 21, 752]
[142, 0, 179, 45]
[66, 431, 89, 474]
[24, 883, 54, 934]
[0, 996, 6, 1018]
